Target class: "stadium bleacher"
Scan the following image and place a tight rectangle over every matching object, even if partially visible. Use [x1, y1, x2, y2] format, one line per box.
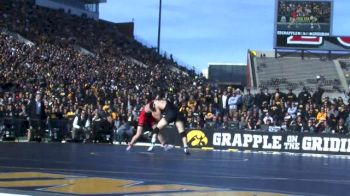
[254, 56, 346, 92]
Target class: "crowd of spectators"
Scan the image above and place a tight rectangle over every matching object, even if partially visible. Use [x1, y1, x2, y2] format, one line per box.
[0, 0, 193, 75]
[0, 0, 198, 142]
[1, 0, 350, 144]
[181, 86, 350, 135]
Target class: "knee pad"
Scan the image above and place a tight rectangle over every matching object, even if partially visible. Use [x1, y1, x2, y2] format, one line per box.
[180, 131, 187, 138]
[153, 127, 160, 134]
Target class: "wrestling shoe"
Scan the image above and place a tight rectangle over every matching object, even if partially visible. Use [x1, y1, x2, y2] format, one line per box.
[184, 147, 190, 155]
[147, 144, 155, 152]
[163, 144, 174, 151]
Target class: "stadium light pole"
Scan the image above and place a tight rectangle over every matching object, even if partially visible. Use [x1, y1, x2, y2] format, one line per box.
[157, 0, 162, 54]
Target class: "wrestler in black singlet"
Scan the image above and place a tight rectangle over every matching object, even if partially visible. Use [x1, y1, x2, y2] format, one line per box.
[155, 101, 186, 123]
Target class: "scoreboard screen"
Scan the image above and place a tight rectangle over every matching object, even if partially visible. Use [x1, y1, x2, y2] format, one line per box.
[275, 0, 333, 37]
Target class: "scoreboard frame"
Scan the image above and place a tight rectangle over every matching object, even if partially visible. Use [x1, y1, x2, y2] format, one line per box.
[274, 0, 334, 49]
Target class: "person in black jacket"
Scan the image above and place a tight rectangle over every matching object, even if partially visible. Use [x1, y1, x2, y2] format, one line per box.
[286, 88, 297, 103]
[27, 92, 46, 141]
[298, 87, 311, 105]
[243, 88, 254, 112]
[312, 87, 324, 106]
[254, 88, 265, 108]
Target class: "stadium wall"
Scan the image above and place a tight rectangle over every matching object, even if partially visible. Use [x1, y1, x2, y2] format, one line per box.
[208, 64, 246, 86]
[114, 22, 134, 39]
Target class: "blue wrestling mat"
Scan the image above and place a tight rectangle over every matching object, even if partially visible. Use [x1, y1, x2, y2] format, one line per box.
[0, 143, 349, 195]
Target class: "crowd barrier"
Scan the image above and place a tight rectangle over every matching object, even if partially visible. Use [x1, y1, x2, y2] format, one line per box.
[0, 117, 72, 141]
[2, 117, 350, 155]
[0, 117, 135, 143]
[163, 127, 350, 155]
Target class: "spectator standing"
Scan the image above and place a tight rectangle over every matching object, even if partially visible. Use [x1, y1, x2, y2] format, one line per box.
[254, 88, 265, 108]
[72, 110, 90, 142]
[262, 88, 271, 106]
[298, 87, 311, 105]
[242, 88, 254, 112]
[286, 88, 297, 103]
[219, 90, 229, 116]
[27, 92, 46, 141]
[228, 91, 238, 117]
[312, 87, 324, 105]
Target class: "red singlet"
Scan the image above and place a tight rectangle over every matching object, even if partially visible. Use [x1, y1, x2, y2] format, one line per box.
[137, 107, 156, 127]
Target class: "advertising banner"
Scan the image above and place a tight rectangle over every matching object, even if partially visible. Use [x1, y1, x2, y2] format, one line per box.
[275, 35, 350, 50]
[167, 128, 350, 155]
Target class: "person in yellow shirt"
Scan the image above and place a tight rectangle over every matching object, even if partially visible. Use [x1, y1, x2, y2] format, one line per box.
[316, 107, 327, 122]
